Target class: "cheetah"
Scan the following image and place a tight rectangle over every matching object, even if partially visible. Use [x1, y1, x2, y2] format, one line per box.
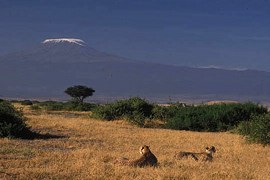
[115, 145, 158, 167]
[174, 146, 216, 162]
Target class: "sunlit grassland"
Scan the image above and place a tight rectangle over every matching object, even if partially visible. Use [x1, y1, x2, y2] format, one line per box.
[0, 105, 269, 179]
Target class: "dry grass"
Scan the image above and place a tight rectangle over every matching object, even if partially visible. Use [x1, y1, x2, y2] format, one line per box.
[0, 106, 269, 180]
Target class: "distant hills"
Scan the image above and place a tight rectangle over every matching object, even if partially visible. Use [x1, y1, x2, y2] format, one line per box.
[1, 38, 270, 103]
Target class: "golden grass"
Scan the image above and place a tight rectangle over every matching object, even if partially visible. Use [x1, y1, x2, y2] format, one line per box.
[0, 107, 269, 179]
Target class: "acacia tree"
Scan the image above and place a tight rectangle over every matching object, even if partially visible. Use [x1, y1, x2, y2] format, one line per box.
[65, 85, 95, 103]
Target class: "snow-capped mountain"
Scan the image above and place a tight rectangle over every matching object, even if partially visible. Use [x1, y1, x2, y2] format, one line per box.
[0, 38, 129, 63]
[1, 38, 270, 102]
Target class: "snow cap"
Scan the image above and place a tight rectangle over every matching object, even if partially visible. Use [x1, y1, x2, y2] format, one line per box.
[42, 38, 86, 46]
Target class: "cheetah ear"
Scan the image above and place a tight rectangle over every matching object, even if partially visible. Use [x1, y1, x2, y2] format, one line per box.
[206, 147, 209, 150]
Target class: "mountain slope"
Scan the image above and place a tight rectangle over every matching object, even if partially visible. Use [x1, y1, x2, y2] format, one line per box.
[0, 38, 129, 64]
[1, 38, 270, 102]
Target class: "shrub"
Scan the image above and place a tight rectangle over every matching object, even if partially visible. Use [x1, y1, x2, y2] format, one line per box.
[91, 97, 154, 126]
[151, 103, 187, 121]
[126, 97, 153, 118]
[9, 100, 20, 103]
[90, 104, 116, 120]
[21, 100, 33, 106]
[30, 104, 42, 111]
[30, 101, 96, 111]
[165, 102, 267, 132]
[151, 105, 168, 120]
[64, 101, 96, 111]
[127, 111, 146, 127]
[237, 114, 270, 145]
[38, 101, 64, 111]
[0, 101, 33, 138]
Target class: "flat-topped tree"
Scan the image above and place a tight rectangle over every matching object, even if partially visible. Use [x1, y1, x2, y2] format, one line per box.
[65, 85, 95, 103]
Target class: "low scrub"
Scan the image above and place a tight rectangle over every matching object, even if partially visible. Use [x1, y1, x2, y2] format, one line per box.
[165, 102, 267, 132]
[91, 97, 154, 126]
[21, 100, 33, 106]
[0, 101, 33, 138]
[237, 114, 270, 145]
[30, 101, 96, 111]
[92, 100, 267, 131]
[151, 103, 187, 121]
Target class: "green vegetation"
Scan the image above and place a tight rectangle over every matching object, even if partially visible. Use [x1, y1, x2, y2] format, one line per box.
[91, 98, 268, 139]
[21, 100, 33, 106]
[237, 114, 270, 145]
[165, 103, 267, 132]
[30, 101, 97, 111]
[9, 96, 268, 145]
[91, 97, 153, 126]
[0, 101, 33, 138]
[151, 103, 187, 120]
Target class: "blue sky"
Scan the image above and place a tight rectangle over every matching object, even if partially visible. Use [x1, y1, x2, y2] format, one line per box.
[1, 0, 270, 70]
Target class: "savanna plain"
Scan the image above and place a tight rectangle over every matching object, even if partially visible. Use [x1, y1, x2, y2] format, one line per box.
[0, 104, 269, 180]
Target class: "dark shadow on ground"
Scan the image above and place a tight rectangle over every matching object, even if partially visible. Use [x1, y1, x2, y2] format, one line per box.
[15, 129, 67, 140]
[26, 132, 67, 140]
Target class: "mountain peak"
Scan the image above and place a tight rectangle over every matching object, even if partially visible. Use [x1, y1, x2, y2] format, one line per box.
[42, 38, 86, 46]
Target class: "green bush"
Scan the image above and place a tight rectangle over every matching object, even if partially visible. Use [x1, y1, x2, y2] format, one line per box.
[21, 100, 33, 106]
[91, 97, 154, 126]
[126, 97, 153, 118]
[30, 101, 96, 111]
[165, 102, 267, 132]
[0, 101, 33, 138]
[36, 101, 64, 111]
[92, 100, 267, 131]
[127, 111, 146, 127]
[64, 101, 97, 111]
[30, 104, 42, 111]
[151, 103, 187, 121]
[237, 114, 270, 145]
[9, 100, 20, 103]
[90, 104, 116, 120]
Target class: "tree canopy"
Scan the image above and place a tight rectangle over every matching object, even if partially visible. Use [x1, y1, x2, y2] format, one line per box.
[65, 85, 95, 103]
